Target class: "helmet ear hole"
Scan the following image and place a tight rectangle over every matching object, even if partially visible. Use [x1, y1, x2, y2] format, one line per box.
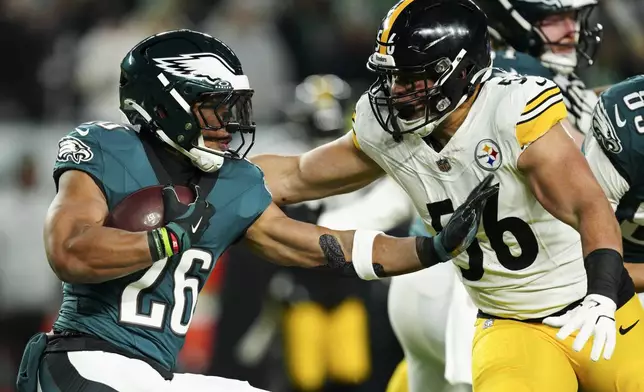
[119, 72, 129, 88]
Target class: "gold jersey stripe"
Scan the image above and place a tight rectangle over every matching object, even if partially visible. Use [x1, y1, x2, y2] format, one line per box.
[379, 0, 416, 54]
[351, 129, 362, 151]
[352, 110, 356, 124]
[522, 86, 560, 115]
[516, 99, 567, 148]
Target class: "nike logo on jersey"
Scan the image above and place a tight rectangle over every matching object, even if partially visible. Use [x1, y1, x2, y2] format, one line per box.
[619, 319, 639, 335]
[614, 104, 627, 128]
[191, 217, 203, 233]
[75, 128, 89, 136]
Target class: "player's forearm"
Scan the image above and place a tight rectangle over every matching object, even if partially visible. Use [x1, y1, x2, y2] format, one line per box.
[47, 225, 153, 284]
[624, 262, 644, 292]
[574, 199, 626, 302]
[575, 198, 623, 257]
[247, 218, 429, 278]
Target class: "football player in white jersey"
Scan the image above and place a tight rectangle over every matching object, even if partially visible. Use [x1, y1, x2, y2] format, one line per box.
[384, 0, 607, 390]
[252, 0, 644, 390]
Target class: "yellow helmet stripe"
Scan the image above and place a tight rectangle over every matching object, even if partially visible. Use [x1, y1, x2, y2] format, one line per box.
[379, 0, 417, 54]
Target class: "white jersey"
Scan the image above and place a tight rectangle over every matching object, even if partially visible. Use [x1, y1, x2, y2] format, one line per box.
[352, 75, 587, 319]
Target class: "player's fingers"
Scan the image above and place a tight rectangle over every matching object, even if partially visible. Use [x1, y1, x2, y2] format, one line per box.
[162, 185, 180, 205]
[604, 331, 617, 359]
[573, 318, 594, 352]
[467, 183, 499, 208]
[555, 317, 581, 341]
[190, 184, 202, 200]
[589, 327, 605, 361]
[603, 325, 616, 360]
[475, 174, 494, 193]
[464, 174, 492, 202]
[543, 314, 567, 328]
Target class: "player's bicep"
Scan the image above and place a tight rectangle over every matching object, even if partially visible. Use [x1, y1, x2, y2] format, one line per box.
[517, 123, 602, 228]
[254, 132, 384, 205]
[299, 131, 384, 190]
[45, 170, 109, 261]
[244, 202, 353, 268]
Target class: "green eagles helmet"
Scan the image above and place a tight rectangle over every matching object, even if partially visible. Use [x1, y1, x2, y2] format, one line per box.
[475, 0, 602, 75]
[119, 29, 255, 172]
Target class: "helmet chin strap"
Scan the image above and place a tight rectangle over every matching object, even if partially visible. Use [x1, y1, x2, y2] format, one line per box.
[123, 98, 224, 173]
[399, 66, 493, 138]
[156, 130, 224, 173]
[540, 50, 577, 75]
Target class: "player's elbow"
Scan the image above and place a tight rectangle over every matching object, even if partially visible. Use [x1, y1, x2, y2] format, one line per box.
[46, 248, 77, 283]
[45, 237, 95, 284]
[253, 154, 304, 206]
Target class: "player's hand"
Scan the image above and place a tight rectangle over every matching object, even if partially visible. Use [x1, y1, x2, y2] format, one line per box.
[155, 184, 215, 257]
[432, 174, 498, 262]
[543, 294, 617, 361]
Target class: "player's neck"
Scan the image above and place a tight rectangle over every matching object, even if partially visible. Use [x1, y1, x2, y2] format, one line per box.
[428, 86, 481, 148]
[140, 131, 199, 185]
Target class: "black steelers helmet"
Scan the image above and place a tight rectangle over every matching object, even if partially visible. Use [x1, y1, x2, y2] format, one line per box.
[367, 0, 492, 141]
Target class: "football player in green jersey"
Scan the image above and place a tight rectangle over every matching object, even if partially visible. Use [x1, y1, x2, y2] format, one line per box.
[585, 75, 644, 294]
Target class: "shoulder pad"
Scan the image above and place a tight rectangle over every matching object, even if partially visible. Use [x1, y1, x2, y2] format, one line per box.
[352, 92, 392, 151]
[74, 121, 135, 138]
[488, 75, 567, 150]
[54, 121, 138, 187]
[591, 75, 644, 185]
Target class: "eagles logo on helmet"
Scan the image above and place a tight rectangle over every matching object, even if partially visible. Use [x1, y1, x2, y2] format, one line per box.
[119, 30, 256, 173]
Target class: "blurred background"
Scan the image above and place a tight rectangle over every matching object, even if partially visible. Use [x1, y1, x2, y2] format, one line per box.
[0, 0, 642, 390]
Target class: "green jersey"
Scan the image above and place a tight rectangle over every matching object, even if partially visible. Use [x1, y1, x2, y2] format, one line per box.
[584, 75, 644, 262]
[492, 49, 554, 79]
[51, 121, 271, 370]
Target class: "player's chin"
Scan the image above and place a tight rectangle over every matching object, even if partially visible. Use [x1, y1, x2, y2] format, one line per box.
[203, 140, 229, 152]
[395, 104, 426, 122]
[549, 41, 576, 55]
[202, 130, 232, 152]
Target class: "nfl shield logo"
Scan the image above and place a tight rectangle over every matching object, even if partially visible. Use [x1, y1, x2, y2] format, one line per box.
[436, 158, 451, 172]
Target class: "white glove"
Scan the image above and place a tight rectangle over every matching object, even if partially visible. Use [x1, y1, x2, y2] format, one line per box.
[543, 294, 617, 361]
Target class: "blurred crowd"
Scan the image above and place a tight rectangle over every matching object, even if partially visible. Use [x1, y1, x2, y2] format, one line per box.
[0, 0, 642, 124]
[0, 0, 643, 391]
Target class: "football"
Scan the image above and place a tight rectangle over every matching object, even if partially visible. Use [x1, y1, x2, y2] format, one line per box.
[105, 185, 195, 232]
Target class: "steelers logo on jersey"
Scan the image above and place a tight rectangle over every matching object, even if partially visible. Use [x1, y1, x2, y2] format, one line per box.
[475, 139, 502, 171]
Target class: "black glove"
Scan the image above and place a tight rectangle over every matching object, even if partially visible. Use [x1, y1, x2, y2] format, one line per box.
[417, 174, 498, 266]
[148, 184, 215, 261]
